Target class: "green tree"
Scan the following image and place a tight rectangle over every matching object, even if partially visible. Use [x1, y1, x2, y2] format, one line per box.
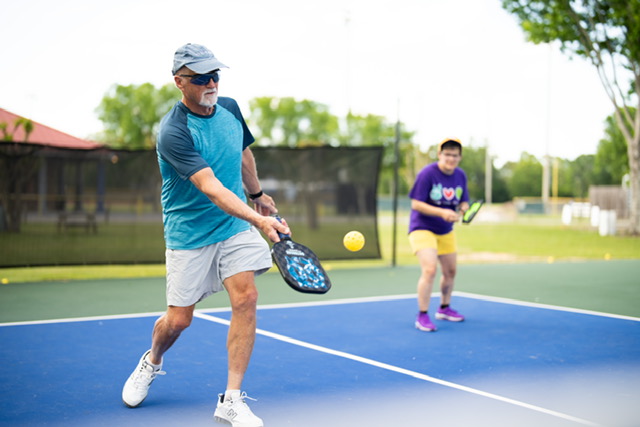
[502, 0, 640, 232]
[0, 117, 34, 142]
[460, 146, 486, 200]
[248, 97, 416, 194]
[339, 112, 395, 146]
[456, 145, 510, 203]
[249, 96, 339, 147]
[502, 152, 543, 197]
[96, 83, 180, 149]
[342, 113, 415, 194]
[568, 154, 596, 198]
[491, 166, 511, 203]
[594, 111, 631, 184]
[553, 157, 577, 198]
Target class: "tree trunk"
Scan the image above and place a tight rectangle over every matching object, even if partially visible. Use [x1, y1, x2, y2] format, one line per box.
[612, 105, 640, 235]
[0, 145, 39, 233]
[4, 160, 23, 233]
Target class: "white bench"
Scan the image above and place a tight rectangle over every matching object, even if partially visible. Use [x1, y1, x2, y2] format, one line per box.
[57, 212, 98, 233]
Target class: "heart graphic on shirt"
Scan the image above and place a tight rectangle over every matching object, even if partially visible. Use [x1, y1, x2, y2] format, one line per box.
[443, 188, 455, 200]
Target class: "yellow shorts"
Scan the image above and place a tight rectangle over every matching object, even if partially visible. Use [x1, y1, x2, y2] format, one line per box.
[408, 230, 457, 255]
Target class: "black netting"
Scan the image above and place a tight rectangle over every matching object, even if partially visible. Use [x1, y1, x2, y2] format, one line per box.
[252, 146, 382, 260]
[0, 145, 382, 267]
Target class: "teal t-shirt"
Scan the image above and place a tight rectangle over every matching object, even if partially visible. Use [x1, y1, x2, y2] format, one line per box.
[156, 98, 254, 249]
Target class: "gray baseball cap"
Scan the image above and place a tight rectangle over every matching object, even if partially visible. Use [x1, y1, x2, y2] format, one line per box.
[172, 43, 228, 75]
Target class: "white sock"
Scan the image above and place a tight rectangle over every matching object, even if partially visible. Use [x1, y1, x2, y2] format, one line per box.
[224, 389, 241, 402]
[144, 353, 162, 369]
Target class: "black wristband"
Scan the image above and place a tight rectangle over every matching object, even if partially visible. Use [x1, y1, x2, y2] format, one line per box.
[248, 190, 263, 200]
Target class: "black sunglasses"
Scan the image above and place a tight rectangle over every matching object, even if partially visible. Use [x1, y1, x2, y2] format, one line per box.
[178, 71, 220, 85]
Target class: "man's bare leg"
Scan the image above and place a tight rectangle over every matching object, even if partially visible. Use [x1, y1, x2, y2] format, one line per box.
[222, 271, 259, 390]
[148, 304, 195, 365]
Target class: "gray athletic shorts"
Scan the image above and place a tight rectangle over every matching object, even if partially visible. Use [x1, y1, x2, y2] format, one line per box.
[165, 227, 272, 307]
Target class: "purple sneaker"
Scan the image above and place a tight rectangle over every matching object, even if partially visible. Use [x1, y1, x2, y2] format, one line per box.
[415, 312, 437, 331]
[436, 306, 465, 322]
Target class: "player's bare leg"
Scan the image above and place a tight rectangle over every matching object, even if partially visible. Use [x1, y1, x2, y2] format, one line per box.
[415, 248, 439, 331]
[436, 253, 465, 322]
[122, 305, 194, 407]
[214, 271, 263, 426]
[437, 253, 457, 306]
[149, 305, 195, 364]
[416, 248, 438, 311]
[222, 271, 258, 390]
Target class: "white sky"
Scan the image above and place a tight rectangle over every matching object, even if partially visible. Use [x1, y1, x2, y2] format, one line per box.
[0, 0, 617, 165]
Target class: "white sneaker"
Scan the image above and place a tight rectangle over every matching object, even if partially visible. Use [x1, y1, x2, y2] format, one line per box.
[214, 392, 264, 427]
[122, 350, 165, 408]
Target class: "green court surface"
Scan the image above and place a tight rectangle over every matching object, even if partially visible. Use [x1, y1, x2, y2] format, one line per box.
[1, 260, 638, 323]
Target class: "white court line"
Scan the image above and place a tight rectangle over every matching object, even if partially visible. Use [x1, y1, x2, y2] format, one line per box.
[2, 291, 638, 327]
[206, 291, 639, 322]
[0, 311, 165, 327]
[254, 293, 418, 310]
[193, 311, 601, 427]
[455, 291, 640, 322]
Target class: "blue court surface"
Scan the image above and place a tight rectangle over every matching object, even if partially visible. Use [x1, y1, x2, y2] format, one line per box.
[1, 292, 639, 427]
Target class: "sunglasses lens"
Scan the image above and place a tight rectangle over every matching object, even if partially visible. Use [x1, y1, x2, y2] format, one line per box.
[191, 72, 219, 85]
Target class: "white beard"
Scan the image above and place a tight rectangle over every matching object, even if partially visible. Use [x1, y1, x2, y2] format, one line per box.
[199, 91, 218, 108]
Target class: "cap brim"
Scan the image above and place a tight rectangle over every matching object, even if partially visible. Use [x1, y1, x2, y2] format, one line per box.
[186, 58, 229, 74]
[438, 138, 462, 152]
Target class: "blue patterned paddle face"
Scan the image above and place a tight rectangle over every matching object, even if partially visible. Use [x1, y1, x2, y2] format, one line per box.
[271, 217, 331, 294]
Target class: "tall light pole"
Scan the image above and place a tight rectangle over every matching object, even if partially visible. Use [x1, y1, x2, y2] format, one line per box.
[542, 43, 552, 214]
[344, 10, 352, 117]
[485, 138, 492, 204]
[391, 102, 401, 267]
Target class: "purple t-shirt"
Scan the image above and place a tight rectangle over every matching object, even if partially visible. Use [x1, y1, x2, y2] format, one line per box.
[408, 162, 469, 235]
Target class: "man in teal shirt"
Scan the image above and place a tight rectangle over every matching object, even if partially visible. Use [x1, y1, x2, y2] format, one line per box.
[122, 43, 289, 427]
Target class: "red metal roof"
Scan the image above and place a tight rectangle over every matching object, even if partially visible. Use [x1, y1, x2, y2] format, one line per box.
[0, 108, 103, 150]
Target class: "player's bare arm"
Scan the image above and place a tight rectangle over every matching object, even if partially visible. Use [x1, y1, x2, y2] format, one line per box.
[411, 199, 460, 223]
[241, 148, 277, 216]
[189, 167, 289, 242]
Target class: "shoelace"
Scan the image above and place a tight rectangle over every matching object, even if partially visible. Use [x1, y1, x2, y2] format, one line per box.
[237, 391, 257, 403]
[133, 361, 166, 388]
[227, 392, 258, 415]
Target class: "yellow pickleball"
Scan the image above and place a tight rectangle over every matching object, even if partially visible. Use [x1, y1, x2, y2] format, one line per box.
[343, 231, 365, 252]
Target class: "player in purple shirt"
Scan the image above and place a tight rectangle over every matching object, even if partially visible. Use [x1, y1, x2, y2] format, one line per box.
[408, 138, 469, 332]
